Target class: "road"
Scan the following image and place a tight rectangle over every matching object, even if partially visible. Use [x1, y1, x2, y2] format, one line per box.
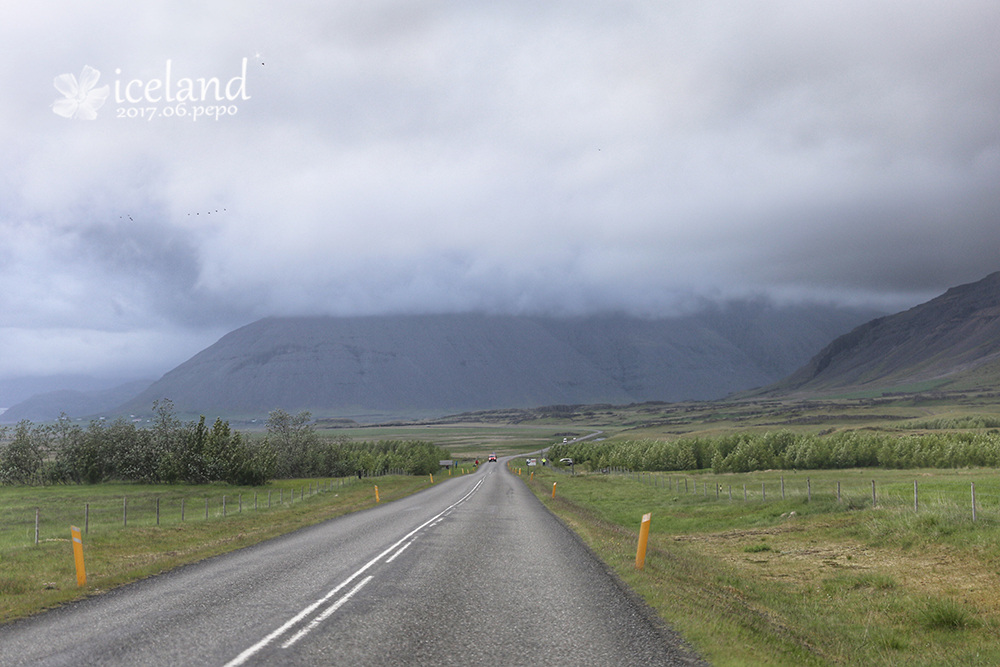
[0, 461, 704, 666]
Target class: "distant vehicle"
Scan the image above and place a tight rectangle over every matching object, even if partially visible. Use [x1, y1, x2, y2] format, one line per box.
[488, 453, 497, 462]
[559, 458, 573, 465]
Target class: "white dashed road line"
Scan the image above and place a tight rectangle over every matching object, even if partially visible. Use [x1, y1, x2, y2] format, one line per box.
[222, 478, 485, 667]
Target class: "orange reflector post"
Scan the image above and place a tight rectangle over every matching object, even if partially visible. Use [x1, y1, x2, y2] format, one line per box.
[552, 482, 557, 499]
[71, 525, 86, 587]
[636, 513, 652, 570]
[375, 485, 380, 503]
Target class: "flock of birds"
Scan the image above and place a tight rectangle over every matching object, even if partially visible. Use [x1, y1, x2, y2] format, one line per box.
[118, 208, 228, 220]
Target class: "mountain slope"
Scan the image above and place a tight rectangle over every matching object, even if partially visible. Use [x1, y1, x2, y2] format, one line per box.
[765, 271, 1000, 396]
[115, 305, 877, 419]
[0, 380, 154, 423]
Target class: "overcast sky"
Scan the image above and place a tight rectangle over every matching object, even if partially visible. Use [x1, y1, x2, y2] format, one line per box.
[1, 0, 998, 383]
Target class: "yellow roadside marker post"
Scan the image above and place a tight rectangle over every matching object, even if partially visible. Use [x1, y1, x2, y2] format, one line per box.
[636, 513, 652, 570]
[530, 471, 533, 481]
[70, 525, 86, 586]
[375, 486, 380, 503]
[552, 482, 557, 499]
[430, 473, 434, 484]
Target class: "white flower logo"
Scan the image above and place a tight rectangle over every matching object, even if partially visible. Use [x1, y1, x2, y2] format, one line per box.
[52, 66, 110, 120]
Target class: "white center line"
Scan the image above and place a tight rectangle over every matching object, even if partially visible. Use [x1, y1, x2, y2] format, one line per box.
[281, 576, 374, 648]
[385, 540, 414, 563]
[221, 478, 484, 667]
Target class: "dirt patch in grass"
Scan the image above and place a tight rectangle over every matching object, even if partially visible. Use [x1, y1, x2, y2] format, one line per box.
[669, 519, 1000, 616]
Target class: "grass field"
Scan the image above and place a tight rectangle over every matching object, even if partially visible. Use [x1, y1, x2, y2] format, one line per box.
[0, 472, 471, 623]
[452, 390, 1000, 443]
[8, 393, 1000, 663]
[313, 423, 593, 458]
[517, 462, 1000, 666]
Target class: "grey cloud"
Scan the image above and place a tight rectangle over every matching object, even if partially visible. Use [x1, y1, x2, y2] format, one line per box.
[0, 0, 998, 380]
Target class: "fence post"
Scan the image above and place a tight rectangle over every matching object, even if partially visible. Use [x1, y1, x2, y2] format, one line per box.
[35, 508, 39, 545]
[239, 494, 242, 514]
[781, 476, 785, 500]
[914, 481, 918, 512]
[156, 497, 160, 526]
[728, 485, 732, 501]
[972, 482, 977, 522]
[762, 483, 766, 502]
[123, 496, 128, 528]
[268, 490, 272, 508]
[181, 498, 185, 522]
[872, 480, 877, 508]
[807, 478, 811, 502]
[223, 495, 227, 518]
[205, 497, 209, 519]
[716, 483, 720, 500]
[837, 481, 841, 503]
[743, 484, 747, 502]
[85, 503, 89, 534]
[255, 492, 258, 510]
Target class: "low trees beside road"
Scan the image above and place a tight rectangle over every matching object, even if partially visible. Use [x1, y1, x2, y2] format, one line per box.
[0, 401, 446, 486]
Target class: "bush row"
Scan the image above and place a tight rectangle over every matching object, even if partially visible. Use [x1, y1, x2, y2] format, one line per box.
[0, 401, 448, 486]
[548, 429, 1000, 473]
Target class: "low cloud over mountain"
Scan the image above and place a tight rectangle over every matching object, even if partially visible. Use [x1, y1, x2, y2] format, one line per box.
[113, 302, 878, 420]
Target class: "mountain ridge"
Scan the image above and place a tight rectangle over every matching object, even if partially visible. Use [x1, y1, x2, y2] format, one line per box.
[108, 304, 879, 420]
[0, 380, 154, 424]
[761, 271, 1000, 396]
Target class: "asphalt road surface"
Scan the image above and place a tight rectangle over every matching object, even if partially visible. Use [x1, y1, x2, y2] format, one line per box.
[0, 461, 705, 666]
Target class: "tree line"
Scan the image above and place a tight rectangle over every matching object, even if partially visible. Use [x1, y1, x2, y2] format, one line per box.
[548, 429, 1000, 474]
[0, 401, 448, 486]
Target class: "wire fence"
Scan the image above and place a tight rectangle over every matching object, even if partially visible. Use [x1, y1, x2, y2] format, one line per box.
[597, 467, 1000, 522]
[0, 469, 415, 549]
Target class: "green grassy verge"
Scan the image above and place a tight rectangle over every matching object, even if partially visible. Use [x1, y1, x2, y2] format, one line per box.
[0, 474, 449, 623]
[313, 423, 588, 458]
[516, 463, 1000, 667]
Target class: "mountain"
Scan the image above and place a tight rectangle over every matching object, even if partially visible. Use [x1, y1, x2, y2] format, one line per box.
[0, 380, 154, 424]
[114, 304, 878, 420]
[0, 375, 142, 411]
[763, 271, 1000, 396]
